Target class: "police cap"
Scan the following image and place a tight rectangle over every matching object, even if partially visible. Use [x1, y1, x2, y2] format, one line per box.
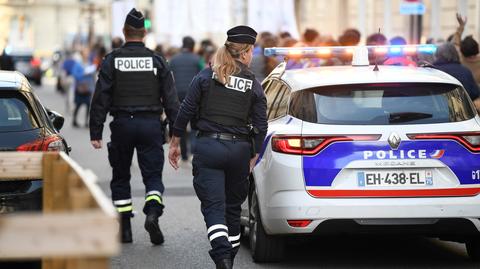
[226, 26, 257, 45]
[125, 8, 145, 29]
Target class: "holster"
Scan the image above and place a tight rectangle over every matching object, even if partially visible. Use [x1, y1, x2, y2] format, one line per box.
[249, 126, 259, 158]
[161, 118, 169, 144]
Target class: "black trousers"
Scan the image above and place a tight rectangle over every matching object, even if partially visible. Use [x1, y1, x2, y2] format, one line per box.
[192, 136, 250, 263]
[108, 116, 165, 216]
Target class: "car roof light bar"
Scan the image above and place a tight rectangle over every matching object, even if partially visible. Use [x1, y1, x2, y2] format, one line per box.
[264, 45, 437, 59]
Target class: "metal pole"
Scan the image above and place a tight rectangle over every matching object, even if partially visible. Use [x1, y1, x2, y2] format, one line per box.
[384, 0, 391, 39]
[430, 0, 440, 41]
[358, 0, 366, 43]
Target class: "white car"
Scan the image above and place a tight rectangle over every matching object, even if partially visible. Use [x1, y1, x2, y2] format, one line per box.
[241, 46, 480, 262]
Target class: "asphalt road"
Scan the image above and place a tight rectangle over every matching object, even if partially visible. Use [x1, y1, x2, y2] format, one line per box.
[35, 79, 479, 269]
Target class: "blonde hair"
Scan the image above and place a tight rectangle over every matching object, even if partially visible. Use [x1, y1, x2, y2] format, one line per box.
[212, 41, 252, 84]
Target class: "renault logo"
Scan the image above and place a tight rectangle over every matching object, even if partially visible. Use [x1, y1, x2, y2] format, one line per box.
[388, 132, 401, 150]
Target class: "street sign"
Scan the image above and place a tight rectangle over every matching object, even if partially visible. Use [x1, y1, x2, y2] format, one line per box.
[400, 2, 425, 15]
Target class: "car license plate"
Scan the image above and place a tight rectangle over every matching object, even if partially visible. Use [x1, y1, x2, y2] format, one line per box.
[357, 170, 433, 187]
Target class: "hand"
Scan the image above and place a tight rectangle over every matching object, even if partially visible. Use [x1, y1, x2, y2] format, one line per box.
[91, 140, 102, 149]
[473, 98, 480, 113]
[249, 154, 259, 173]
[168, 136, 181, 170]
[456, 13, 467, 27]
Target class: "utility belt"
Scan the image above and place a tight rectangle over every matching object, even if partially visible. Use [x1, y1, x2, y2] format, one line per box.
[112, 111, 160, 119]
[197, 131, 249, 142]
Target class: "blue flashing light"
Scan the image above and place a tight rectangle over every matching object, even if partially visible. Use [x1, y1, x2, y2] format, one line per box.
[264, 48, 276, 57]
[417, 45, 436, 54]
[389, 46, 402, 55]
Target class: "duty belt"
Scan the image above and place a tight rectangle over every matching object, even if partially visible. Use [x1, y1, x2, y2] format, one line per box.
[198, 131, 249, 141]
[113, 111, 160, 118]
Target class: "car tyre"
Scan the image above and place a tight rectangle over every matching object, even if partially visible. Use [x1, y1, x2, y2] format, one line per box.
[466, 238, 480, 261]
[249, 188, 285, 262]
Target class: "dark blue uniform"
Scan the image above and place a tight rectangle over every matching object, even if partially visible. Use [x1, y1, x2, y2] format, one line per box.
[90, 42, 179, 218]
[173, 62, 267, 263]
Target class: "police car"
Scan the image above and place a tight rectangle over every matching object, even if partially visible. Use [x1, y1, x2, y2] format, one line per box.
[240, 45, 480, 262]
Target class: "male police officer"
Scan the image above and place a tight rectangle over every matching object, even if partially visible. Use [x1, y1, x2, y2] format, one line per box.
[89, 8, 179, 244]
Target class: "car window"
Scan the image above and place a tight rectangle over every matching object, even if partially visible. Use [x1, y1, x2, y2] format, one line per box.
[289, 83, 475, 125]
[0, 91, 40, 131]
[28, 92, 52, 129]
[265, 80, 290, 120]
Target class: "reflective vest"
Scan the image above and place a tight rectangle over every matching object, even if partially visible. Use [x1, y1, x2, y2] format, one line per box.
[112, 46, 160, 107]
[200, 68, 254, 127]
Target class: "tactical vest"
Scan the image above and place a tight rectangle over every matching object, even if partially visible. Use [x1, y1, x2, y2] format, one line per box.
[199, 69, 254, 127]
[112, 46, 160, 107]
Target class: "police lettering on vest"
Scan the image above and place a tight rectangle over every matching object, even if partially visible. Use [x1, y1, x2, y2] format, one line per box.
[200, 70, 254, 127]
[225, 75, 253, 93]
[114, 57, 155, 73]
[112, 47, 161, 107]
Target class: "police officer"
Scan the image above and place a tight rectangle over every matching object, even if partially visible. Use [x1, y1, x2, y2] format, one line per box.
[168, 26, 267, 269]
[89, 8, 179, 245]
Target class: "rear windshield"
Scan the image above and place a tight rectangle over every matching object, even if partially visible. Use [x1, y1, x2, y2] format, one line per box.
[289, 83, 475, 125]
[0, 92, 39, 131]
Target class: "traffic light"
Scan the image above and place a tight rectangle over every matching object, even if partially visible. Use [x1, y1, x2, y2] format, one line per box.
[144, 10, 152, 30]
[145, 19, 152, 30]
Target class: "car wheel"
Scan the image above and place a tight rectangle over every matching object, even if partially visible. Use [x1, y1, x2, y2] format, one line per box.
[249, 187, 285, 262]
[466, 238, 480, 261]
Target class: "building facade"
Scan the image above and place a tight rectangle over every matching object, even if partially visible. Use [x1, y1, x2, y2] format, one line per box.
[0, 0, 479, 56]
[295, 0, 480, 44]
[0, 0, 112, 56]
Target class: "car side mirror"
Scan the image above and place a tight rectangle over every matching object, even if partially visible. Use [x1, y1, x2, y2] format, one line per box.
[47, 109, 64, 131]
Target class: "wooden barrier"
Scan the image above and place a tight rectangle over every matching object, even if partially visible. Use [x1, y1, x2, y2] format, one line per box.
[0, 152, 119, 269]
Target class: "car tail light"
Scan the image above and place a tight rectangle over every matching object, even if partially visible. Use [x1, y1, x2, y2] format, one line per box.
[30, 57, 41, 68]
[272, 135, 381, 155]
[407, 132, 480, 152]
[287, 219, 312, 228]
[17, 135, 65, 152]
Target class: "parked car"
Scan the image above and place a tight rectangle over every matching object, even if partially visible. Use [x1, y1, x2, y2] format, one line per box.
[241, 46, 480, 262]
[9, 48, 43, 86]
[0, 71, 69, 213]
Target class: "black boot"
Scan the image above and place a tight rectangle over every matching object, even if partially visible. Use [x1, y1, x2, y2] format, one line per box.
[144, 210, 164, 245]
[215, 258, 232, 269]
[120, 215, 132, 243]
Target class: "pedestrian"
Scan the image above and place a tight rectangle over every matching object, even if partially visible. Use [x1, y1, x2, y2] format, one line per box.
[338, 28, 361, 46]
[433, 42, 480, 111]
[60, 50, 76, 112]
[89, 8, 179, 245]
[366, 33, 388, 65]
[295, 28, 320, 47]
[250, 33, 279, 82]
[168, 25, 267, 269]
[198, 39, 216, 69]
[71, 48, 96, 128]
[111, 37, 124, 50]
[169, 36, 202, 161]
[0, 48, 14, 71]
[454, 13, 480, 84]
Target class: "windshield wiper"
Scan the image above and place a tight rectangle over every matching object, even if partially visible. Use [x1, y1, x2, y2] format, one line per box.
[388, 112, 433, 123]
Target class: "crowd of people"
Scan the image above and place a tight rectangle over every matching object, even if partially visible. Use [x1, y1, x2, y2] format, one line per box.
[50, 13, 480, 160]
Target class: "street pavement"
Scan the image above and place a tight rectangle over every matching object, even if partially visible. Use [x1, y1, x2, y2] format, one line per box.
[35, 79, 479, 269]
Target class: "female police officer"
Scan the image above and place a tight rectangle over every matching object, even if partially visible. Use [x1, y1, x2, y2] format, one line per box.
[168, 26, 267, 269]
